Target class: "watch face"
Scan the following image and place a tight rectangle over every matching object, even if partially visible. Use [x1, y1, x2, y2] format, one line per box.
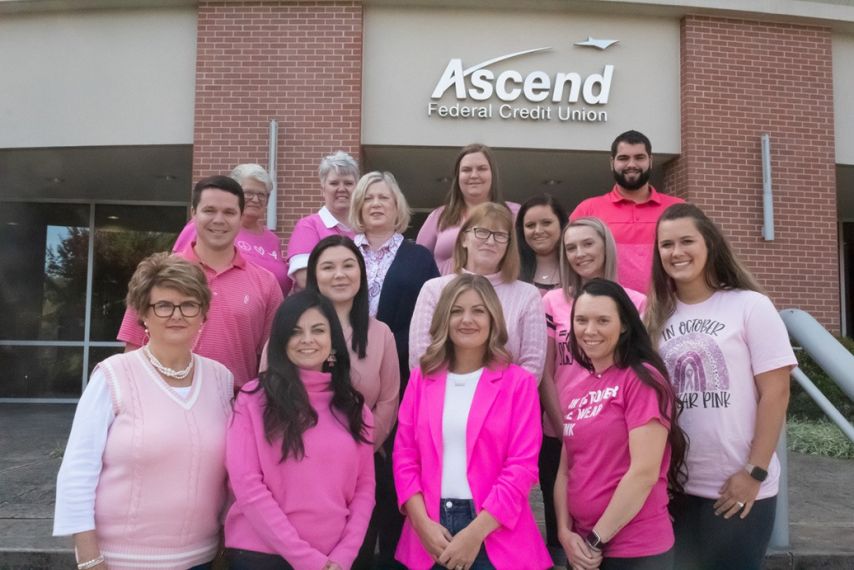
[750, 466, 768, 482]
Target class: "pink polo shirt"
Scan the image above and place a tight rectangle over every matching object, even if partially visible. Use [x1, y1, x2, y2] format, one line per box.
[117, 244, 283, 389]
[173, 221, 292, 295]
[286, 207, 355, 277]
[570, 186, 683, 294]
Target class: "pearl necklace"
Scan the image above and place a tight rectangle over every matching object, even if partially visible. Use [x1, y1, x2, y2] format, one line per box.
[143, 345, 194, 379]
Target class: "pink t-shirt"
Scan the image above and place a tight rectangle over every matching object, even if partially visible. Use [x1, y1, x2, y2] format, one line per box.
[286, 207, 355, 277]
[561, 365, 673, 558]
[657, 289, 796, 500]
[570, 186, 684, 294]
[541, 286, 646, 437]
[173, 221, 292, 295]
[415, 202, 521, 275]
[117, 245, 283, 390]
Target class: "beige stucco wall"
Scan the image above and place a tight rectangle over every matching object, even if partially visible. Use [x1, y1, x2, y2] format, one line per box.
[0, 7, 196, 148]
[362, 6, 681, 153]
[834, 33, 854, 165]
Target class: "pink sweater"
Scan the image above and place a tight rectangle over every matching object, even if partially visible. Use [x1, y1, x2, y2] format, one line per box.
[408, 272, 547, 379]
[225, 371, 375, 570]
[94, 351, 233, 570]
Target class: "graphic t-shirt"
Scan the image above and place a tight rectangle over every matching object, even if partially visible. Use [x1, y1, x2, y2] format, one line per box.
[561, 365, 673, 558]
[542, 287, 646, 437]
[658, 289, 797, 499]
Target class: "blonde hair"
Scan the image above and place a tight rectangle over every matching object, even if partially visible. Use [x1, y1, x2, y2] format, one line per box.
[125, 252, 211, 324]
[559, 217, 618, 301]
[420, 274, 511, 375]
[452, 202, 520, 283]
[348, 171, 412, 233]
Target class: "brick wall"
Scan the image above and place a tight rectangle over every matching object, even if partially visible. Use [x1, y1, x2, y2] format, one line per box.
[193, 1, 363, 248]
[663, 15, 839, 331]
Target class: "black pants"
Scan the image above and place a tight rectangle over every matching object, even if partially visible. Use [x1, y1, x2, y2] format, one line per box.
[352, 436, 407, 570]
[600, 548, 673, 570]
[224, 548, 295, 570]
[538, 434, 563, 549]
[670, 493, 777, 570]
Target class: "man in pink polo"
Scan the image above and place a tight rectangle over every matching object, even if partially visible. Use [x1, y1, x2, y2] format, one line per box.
[570, 130, 684, 294]
[118, 175, 283, 389]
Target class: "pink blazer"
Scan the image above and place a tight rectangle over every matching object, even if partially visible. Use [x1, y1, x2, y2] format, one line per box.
[393, 363, 552, 570]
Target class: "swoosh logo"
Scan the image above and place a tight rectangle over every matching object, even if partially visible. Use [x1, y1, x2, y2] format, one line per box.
[574, 37, 619, 50]
[461, 47, 552, 76]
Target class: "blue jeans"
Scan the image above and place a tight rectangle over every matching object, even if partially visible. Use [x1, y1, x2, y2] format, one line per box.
[430, 498, 495, 570]
[670, 493, 777, 570]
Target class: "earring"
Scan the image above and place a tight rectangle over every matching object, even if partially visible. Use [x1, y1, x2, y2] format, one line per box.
[326, 349, 337, 368]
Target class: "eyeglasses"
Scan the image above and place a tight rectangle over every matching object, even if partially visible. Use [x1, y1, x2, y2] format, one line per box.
[148, 301, 202, 318]
[244, 191, 269, 202]
[468, 227, 510, 244]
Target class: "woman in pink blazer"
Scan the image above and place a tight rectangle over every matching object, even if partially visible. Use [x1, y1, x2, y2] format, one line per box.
[393, 274, 552, 570]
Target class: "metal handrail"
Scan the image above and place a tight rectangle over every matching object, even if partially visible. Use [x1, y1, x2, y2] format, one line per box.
[769, 309, 854, 551]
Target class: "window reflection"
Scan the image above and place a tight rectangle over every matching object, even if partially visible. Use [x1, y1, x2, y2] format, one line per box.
[0, 202, 89, 341]
[0, 346, 83, 398]
[89, 205, 185, 341]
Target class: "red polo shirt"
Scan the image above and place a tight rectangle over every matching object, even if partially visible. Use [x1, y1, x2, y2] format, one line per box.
[117, 244, 283, 389]
[570, 185, 684, 293]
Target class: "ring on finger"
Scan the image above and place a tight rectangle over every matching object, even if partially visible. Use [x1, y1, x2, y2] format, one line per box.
[736, 501, 745, 509]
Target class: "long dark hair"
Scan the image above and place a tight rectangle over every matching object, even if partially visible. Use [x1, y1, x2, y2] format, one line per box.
[306, 235, 369, 359]
[646, 203, 763, 346]
[569, 278, 687, 493]
[252, 290, 368, 461]
[515, 193, 568, 283]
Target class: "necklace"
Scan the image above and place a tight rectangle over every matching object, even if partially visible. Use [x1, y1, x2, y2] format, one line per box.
[143, 345, 194, 379]
[538, 264, 559, 282]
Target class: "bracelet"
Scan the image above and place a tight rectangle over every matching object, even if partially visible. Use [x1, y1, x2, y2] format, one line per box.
[77, 555, 104, 569]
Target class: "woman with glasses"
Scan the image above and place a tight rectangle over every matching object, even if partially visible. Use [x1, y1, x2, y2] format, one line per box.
[173, 163, 292, 295]
[54, 253, 234, 570]
[416, 144, 519, 274]
[409, 202, 547, 380]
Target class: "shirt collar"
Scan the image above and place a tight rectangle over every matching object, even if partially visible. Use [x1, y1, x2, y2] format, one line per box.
[608, 184, 661, 205]
[318, 206, 348, 230]
[180, 242, 246, 269]
[354, 232, 403, 252]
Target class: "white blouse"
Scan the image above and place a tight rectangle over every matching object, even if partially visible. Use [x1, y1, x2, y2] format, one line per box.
[441, 368, 483, 499]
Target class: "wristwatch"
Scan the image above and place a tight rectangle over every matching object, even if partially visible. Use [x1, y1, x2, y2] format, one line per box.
[585, 529, 604, 551]
[744, 463, 768, 482]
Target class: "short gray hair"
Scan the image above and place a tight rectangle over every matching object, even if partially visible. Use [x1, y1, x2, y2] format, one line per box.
[230, 163, 272, 192]
[318, 151, 359, 183]
[349, 171, 412, 233]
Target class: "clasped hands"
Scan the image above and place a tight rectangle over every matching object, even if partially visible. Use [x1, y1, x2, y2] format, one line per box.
[414, 517, 484, 570]
[558, 527, 602, 570]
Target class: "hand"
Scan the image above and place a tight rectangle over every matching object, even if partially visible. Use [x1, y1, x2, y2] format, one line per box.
[412, 517, 453, 561]
[714, 470, 761, 519]
[437, 525, 483, 570]
[558, 527, 602, 570]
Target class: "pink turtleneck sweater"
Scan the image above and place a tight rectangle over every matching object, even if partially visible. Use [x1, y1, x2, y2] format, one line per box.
[408, 272, 547, 379]
[224, 370, 375, 570]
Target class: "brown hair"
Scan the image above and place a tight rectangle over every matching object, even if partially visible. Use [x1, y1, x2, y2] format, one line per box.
[437, 143, 505, 230]
[420, 274, 511, 375]
[452, 202, 520, 283]
[645, 203, 764, 345]
[125, 252, 211, 324]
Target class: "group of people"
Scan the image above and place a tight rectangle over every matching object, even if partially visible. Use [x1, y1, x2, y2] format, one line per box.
[54, 130, 796, 570]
